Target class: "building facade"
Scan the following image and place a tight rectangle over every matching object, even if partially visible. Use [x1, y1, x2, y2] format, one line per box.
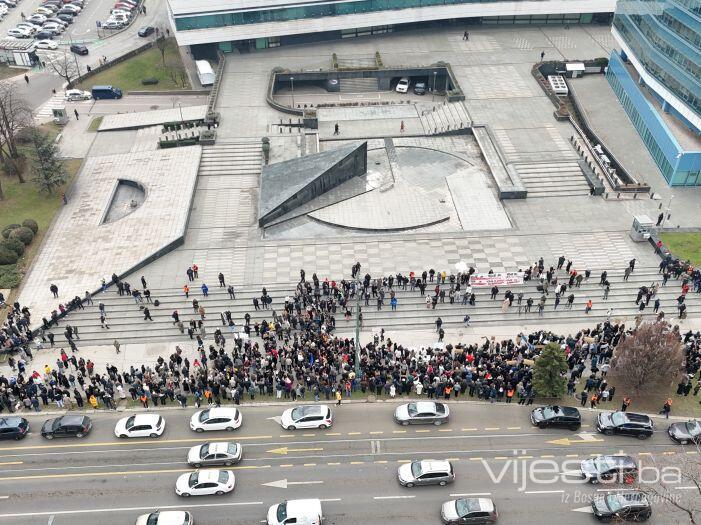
[168, 0, 615, 51]
[609, 0, 701, 186]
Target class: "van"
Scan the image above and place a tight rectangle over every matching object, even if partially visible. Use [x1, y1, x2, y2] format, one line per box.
[267, 499, 323, 525]
[91, 85, 122, 100]
[195, 60, 215, 86]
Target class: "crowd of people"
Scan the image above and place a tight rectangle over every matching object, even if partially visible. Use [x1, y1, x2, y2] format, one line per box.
[0, 255, 699, 414]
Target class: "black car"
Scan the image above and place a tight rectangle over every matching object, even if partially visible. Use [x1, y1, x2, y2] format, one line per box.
[41, 414, 92, 439]
[34, 31, 54, 40]
[530, 405, 581, 430]
[668, 419, 701, 445]
[137, 25, 154, 37]
[413, 82, 427, 95]
[0, 417, 29, 440]
[69, 44, 88, 55]
[56, 13, 74, 23]
[56, 8, 77, 17]
[580, 455, 638, 484]
[592, 492, 651, 522]
[597, 412, 653, 439]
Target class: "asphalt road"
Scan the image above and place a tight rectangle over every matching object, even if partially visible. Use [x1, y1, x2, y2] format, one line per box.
[0, 403, 696, 524]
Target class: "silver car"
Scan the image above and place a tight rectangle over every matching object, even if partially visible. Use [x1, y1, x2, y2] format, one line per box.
[187, 442, 242, 468]
[394, 401, 450, 426]
[441, 498, 498, 524]
[398, 460, 455, 487]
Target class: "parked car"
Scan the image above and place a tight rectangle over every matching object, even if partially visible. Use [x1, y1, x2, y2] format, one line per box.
[27, 13, 47, 23]
[137, 25, 154, 37]
[45, 17, 68, 27]
[15, 23, 39, 33]
[35, 6, 56, 14]
[41, 23, 64, 34]
[267, 499, 323, 525]
[41, 414, 92, 439]
[33, 30, 53, 39]
[56, 8, 76, 16]
[190, 407, 242, 432]
[35, 39, 58, 49]
[114, 414, 165, 438]
[61, 4, 80, 12]
[668, 419, 701, 445]
[591, 492, 651, 522]
[398, 460, 455, 487]
[395, 77, 410, 93]
[114, 3, 133, 10]
[0, 0, 18, 7]
[91, 85, 122, 99]
[597, 412, 653, 439]
[280, 405, 333, 430]
[187, 442, 242, 468]
[7, 28, 31, 37]
[102, 20, 122, 29]
[530, 405, 581, 430]
[64, 88, 91, 100]
[135, 511, 192, 525]
[69, 43, 88, 55]
[413, 82, 427, 95]
[56, 13, 74, 23]
[441, 498, 498, 524]
[394, 401, 449, 426]
[0, 416, 29, 440]
[580, 455, 638, 484]
[175, 469, 235, 497]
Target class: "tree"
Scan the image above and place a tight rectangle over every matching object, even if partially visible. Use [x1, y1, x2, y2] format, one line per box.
[610, 320, 684, 393]
[639, 445, 701, 524]
[156, 36, 168, 67]
[532, 342, 568, 397]
[28, 128, 66, 194]
[0, 81, 32, 179]
[46, 52, 79, 88]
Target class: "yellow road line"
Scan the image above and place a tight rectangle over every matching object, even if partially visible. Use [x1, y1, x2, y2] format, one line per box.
[0, 465, 271, 482]
[494, 456, 508, 460]
[0, 435, 274, 452]
[327, 462, 340, 466]
[517, 455, 533, 459]
[507, 427, 522, 430]
[462, 428, 477, 431]
[438, 429, 453, 432]
[566, 454, 579, 458]
[303, 463, 316, 467]
[485, 427, 500, 431]
[540, 455, 555, 458]
[325, 433, 341, 436]
[392, 431, 406, 434]
[350, 461, 364, 465]
[280, 464, 294, 468]
[374, 460, 388, 464]
[369, 431, 384, 435]
[0, 462, 23, 466]
[469, 457, 483, 461]
[347, 432, 362, 436]
[415, 430, 430, 433]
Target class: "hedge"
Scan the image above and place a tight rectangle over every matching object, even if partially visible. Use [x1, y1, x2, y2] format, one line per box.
[0, 248, 18, 265]
[22, 219, 38, 234]
[1, 224, 20, 240]
[9, 226, 34, 245]
[0, 238, 24, 257]
[0, 264, 21, 288]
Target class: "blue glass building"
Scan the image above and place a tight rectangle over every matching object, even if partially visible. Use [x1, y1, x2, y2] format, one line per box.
[609, 0, 701, 186]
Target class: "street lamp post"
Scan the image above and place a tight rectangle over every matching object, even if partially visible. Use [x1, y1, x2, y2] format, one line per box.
[432, 71, 437, 102]
[290, 76, 295, 109]
[662, 194, 674, 227]
[178, 102, 184, 126]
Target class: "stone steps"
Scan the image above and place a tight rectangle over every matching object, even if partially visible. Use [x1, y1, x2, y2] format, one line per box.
[339, 77, 379, 93]
[514, 161, 590, 197]
[419, 102, 471, 136]
[49, 268, 697, 346]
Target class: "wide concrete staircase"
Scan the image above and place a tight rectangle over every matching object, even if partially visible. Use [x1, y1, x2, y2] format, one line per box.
[198, 140, 262, 184]
[51, 267, 699, 346]
[513, 160, 591, 198]
[419, 102, 472, 136]
[340, 78, 379, 93]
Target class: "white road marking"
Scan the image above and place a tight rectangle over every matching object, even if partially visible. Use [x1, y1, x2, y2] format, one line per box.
[595, 488, 636, 492]
[571, 506, 594, 513]
[319, 498, 342, 502]
[0, 501, 264, 519]
[675, 486, 697, 490]
[262, 479, 324, 489]
[0, 496, 8, 499]
[449, 493, 492, 497]
[374, 495, 415, 500]
[524, 490, 564, 494]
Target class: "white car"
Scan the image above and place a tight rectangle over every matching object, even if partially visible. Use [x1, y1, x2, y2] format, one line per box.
[7, 28, 30, 38]
[16, 22, 41, 33]
[110, 9, 130, 17]
[41, 23, 64, 34]
[280, 405, 333, 430]
[102, 20, 123, 29]
[190, 407, 242, 432]
[27, 14, 47, 23]
[187, 442, 242, 467]
[267, 499, 323, 525]
[175, 469, 235, 497]
[114, 414, 165, 438]
[62, 4, 80, 12]
[35, 39, 58, 50]
[135, 510, 192, 525]
[64, 88, 91, 101]
[35, 6, 56, 14]
[395, 77, 410, 93]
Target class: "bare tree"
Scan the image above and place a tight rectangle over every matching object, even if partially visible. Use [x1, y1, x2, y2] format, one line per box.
[639, 443, 701, 524]
[47, 52, 79, 88]
[156, 36, 168, 67]
[0, 81, 32, 182]
[610, 320, 685, 393]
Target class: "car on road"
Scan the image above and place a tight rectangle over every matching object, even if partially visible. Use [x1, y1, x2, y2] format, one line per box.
[395, 77, 410, 93]
[591, 491, 651, 522]
[135, 510, 193, 525]
[413, 82, 427, 95]
[580, 455, 638, 484]
[41, 414, 92, 439]
[138, 25, 155, 37]
[394, 401, 449, 426]
[398, 460, 455, 487]
[64, 88, 91, 100]
[668, 419, 701, 445]
[530, 405, 581, 430]
[69, 43, 88, 55]
[441, 497, 498, 524]
[190, 407, 242, 432]
[597, 411, 653, 439]
[115, 414, 165, 438]
[267, 498, 323, 525]
[175, 469, 235, 497]
[187, 442, 242, 468]
[280, 404, 333, 430]
[0, 416, 29, 440]
[36, 39, 58, 49]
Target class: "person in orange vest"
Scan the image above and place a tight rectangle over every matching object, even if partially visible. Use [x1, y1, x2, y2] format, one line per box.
[621, 396, 631, 412]
[444, 384, 453, 400]
[661, 398, 672, 418]
[192, 264, 199, 279]
[506, 387, 514, 403]
[183, 284, 189, 298]
[590, 393, 598, 409]
[585, 299, 593, 314]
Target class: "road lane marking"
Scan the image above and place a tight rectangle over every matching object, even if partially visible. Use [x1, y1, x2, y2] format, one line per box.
[303, 463, 316, 467]
[280, 464, 294, 468]
[0, 501, 264, 518]
[450, 493, 491, 497]
[675, 486, 697, 490]
[415, 430, 430, 433]
[525, 490, 564, 494]
[0, 435, 274, 452]
[302, 434, 316, 437]
[374, 460, 388, 464]
[0, 496, 8, 499]
[319, 498, 342, 502]
[374, 495, 415, 500]
[392, 431, 406, 434]
[462, 428, 478, 431]
[369, 431, 384, 435]
[438, 429, 453, 432]
[507, 427, 522, 430]
[517, 455, 533, 459]
[350, 461, 364, 465]
[267, 447, 324, 455]
[262, 479, 323, 488]
[325, 433, 341, 436]
[485, 427, 500, 431]
[494, 456, 509, 460]
[327, 462, 340, 466]
[348, 432, 361, 435]
[469, 458, 483, 461]
[0, 465, 271, 482]
[0, 462, 22, 466]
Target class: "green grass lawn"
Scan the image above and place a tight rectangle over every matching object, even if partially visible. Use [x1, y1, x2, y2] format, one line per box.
[77, 38, 191, 92]
[661, 232, 701, 267]
[87, 116, 103, 132]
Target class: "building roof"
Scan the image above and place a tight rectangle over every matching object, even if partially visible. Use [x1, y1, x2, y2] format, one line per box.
[168, 0, 329, 16]
[0, 38, 35, 51]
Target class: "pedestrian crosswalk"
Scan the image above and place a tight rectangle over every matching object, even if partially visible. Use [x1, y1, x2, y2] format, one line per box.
[33, 91, 92, 122]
